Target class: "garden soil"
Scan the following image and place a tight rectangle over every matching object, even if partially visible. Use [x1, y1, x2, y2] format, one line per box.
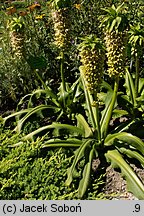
[104, 165, 144, 200]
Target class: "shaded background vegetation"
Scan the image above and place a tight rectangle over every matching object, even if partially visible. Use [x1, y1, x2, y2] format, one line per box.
[1, 0, 143, 112]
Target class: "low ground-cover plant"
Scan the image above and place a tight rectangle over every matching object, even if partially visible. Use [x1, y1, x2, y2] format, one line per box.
[0, 129, 106, 200]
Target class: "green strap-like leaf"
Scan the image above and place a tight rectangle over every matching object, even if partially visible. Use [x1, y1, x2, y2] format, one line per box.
[139, 78, 144, 95]
[125, 68, 137, 106]
[52, 122, 85, 135]
[105, 150, 144, 199]
[14, 105, 59, 133]
[115, 16, 122, 29]
[42, 138, 82, 148]
[12, 138, 83, 148]
[116, 3, 124, 13]
[79, 66, 97, 129]
[112, 109, 128, 118]
[119, 147, 144, 168]
[3, 109, 32, 125]
[65, 139, 93, 186]
[104, 132, 144, 155]
[78, 148, 95, 198]
[111, 119, 135, 133]
[16, 93, 32, 109]
[23, 123, 84, 140]
[100, 92, 113, 124]
[109, 18, 117, 32]
[42, 143, 81, 148]
[28, 89, 59, 108]
[100, 72, 119, 140]
[76, 114, 93, 138]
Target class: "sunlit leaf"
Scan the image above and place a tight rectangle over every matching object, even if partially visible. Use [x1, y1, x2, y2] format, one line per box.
[105, 150, 144, 199]
[112, 109, 128, 118]
[104, 132, 144, 155]
[14, 105, 59, 133]
[76, 114, 93, 138]
[125, 68, 137, 106]
[78, 148, 95, 198]
[119, 147, 144, 168]
[3, 109, 32, 125]
[65, 139, 93, 186]
[23, 123, 84, 140]
[42, 138, 82, 148]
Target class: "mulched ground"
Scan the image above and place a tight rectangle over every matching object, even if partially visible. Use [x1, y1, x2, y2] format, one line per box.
[103, 165, 144, 200]
[92, 157, 144, 200]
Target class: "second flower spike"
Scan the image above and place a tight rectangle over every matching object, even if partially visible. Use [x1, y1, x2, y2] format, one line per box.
[79, 35, 105, 94]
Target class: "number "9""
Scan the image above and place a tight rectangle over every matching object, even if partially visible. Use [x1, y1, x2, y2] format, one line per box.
[135, 204, 140, 212]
